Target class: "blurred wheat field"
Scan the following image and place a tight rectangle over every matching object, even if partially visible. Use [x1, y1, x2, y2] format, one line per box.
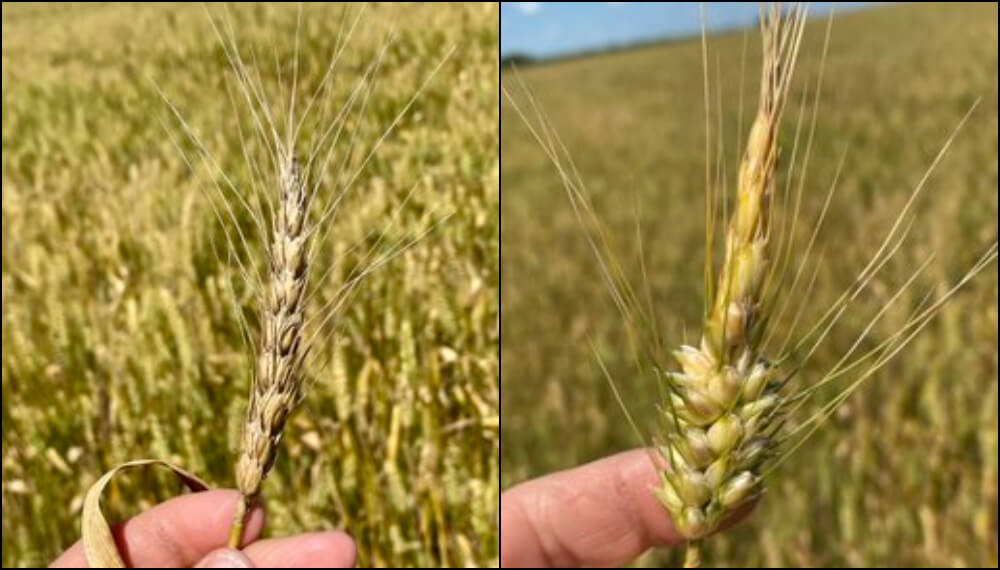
[2, 2, 498, 568]
[501, 3, 997, 568]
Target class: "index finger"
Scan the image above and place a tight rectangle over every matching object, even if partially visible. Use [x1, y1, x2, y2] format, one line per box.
[500, 449, 682, 568]
[500, 449, 755, 568]
[50, 489, 265, 568]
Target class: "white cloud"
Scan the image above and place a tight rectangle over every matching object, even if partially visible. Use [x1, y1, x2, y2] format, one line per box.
[516, 2, 540, 15]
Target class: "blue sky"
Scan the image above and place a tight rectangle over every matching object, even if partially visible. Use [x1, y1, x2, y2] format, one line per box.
[500, 2, 884, 59]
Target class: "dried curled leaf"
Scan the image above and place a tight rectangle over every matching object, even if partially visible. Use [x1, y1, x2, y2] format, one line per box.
[82, 459, 210, 568]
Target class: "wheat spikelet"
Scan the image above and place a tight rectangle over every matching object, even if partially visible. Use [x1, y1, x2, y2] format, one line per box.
[652, 5, 806, 563]
[229, 151, 312, 547]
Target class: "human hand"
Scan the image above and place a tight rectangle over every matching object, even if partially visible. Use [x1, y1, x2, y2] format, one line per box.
[500, 449, 755, 568]
[49, 490, 356, 568]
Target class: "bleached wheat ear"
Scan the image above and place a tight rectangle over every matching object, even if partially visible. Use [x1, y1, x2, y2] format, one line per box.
[652, 5, 806, 567]
[204, 5, 457, 550]
[230, 151, 312, 548]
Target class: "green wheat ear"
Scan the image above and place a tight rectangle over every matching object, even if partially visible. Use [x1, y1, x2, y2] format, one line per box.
[651, 4, 999, 567]
[652, 6, 806, 565]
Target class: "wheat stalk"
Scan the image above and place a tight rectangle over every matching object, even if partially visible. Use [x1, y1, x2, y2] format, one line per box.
[209, 5, 457, 551]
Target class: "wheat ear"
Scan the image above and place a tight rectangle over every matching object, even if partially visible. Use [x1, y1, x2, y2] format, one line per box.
[229, 152, 312, 548]
[653, 5, 806, 566]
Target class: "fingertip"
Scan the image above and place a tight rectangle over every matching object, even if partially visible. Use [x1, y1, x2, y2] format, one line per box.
[245, 531, 357, 568]
[195, 548, 255, 568]
[49, 489, 268, 568]
[313, 532, 357, 568]
[501, 448, 685, 567]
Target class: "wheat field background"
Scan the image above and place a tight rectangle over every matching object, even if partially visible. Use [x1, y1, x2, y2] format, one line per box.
[501, 3, 997, 568]
[2, 2, 498, 568]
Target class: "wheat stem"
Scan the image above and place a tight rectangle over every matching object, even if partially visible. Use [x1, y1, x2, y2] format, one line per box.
[683, 540, 702, 568]
[227, 496, 251, 549]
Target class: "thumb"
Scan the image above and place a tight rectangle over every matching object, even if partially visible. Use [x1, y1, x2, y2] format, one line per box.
[194, 548, 255, 568]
